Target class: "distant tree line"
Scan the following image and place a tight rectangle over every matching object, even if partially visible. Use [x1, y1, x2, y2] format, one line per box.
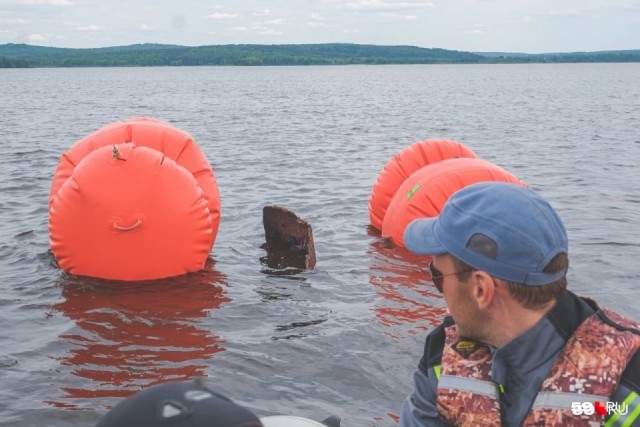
[1, 43, 639, 68]
[485, 51, 640, 63]
[0, 55, 29, 68]
[0, 43, 484, 67]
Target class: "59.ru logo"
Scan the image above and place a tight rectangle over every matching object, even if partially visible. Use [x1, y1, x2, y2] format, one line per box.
[571, 401, 629, 416]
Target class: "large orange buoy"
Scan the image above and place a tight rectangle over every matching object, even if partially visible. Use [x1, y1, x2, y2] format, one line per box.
[49, 117, 221, 281]
[381, 157, 526, 247]
[368, 139, 476, 230]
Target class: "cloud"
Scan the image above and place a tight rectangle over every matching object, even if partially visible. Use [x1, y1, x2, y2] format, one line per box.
[172, 14, 186, 29]
[380, 13, 419, 20]
[464, 29, 486, 35]
[27, 33, 47, 41]
[618, 3, 640, 12]
[249, 17, 287, 35]
[546, 9, 581, 18]
[14, 31, 65, 44]
[0, 18, 28, 24]
[346, 0, 434, 11]
[256, 28, 283, 35]
[262, 18, 286, 25]
[140, 24, 156, 31]
[206, 13, 240, 20]
[253, 10, 273, 17]
[76, 25, 103, 31]
[307, 13, 327, 28]
[19, 0, 74, 5]
[344, 28, 361, 33]
[222, 23, 282, 36]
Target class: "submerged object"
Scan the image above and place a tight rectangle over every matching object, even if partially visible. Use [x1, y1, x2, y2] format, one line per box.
[49, 117, 220, 281]
[368, 139, 476, 231]
[381, 157, 526, 247]
[262, 206, 316, 270]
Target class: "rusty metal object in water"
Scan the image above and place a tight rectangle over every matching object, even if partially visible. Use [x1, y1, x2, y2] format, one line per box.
[262, 206, 316, 270]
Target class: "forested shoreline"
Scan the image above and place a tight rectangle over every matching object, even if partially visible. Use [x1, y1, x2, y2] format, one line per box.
[1, 43, 639, 68]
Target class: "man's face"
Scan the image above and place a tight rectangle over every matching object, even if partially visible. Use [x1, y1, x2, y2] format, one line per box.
[432, 254, 486, 341]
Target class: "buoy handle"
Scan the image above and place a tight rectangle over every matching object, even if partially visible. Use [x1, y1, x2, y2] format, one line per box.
[113, 218, 142, 231]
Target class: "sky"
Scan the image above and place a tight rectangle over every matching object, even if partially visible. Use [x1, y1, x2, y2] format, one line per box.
[0, 0, 639, 53]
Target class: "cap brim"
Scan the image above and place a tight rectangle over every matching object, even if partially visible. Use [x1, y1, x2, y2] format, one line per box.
[403, 218, 448, 255]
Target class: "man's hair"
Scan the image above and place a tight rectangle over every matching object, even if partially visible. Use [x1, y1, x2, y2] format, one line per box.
[452, 253, 568, 310]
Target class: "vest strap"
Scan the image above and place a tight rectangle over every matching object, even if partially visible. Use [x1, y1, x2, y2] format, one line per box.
[439, 375, 498, 399]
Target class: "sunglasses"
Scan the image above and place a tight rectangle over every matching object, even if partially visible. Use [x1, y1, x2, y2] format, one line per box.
[428, 260, 473, 293]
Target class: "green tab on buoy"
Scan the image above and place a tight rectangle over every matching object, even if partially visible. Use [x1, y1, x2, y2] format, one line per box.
[406, 183, 422, 200]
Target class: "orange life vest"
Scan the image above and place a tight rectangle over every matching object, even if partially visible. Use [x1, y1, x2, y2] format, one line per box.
[436, 309, 639, 426]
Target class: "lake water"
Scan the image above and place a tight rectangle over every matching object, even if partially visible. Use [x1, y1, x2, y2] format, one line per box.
[0, 63, 639, 427]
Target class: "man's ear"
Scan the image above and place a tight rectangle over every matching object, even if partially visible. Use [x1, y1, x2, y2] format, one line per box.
[471, 271, 495, 310]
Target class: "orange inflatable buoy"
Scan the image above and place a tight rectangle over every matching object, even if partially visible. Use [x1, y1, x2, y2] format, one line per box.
[368, 139, 476, 230]
[49, 117, 221, 281]
[381, 157, 526, 247]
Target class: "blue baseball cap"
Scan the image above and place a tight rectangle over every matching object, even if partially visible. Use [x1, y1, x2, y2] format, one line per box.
[403, 182, 568, 285]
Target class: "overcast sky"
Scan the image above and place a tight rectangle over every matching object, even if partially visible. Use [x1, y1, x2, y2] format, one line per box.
[1, 0, 639, 53]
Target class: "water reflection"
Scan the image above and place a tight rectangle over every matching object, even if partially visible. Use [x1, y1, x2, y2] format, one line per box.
[49, 258, 229, 406]
[259, 247, 307, 276]
[367, 227, 447, 338]
[257, 243, 328, 341]
[259, 240, 309, 276]
[258, 241, 309, 300]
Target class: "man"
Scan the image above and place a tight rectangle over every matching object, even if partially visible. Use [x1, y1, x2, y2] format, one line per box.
[399, 182, 639, 427]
